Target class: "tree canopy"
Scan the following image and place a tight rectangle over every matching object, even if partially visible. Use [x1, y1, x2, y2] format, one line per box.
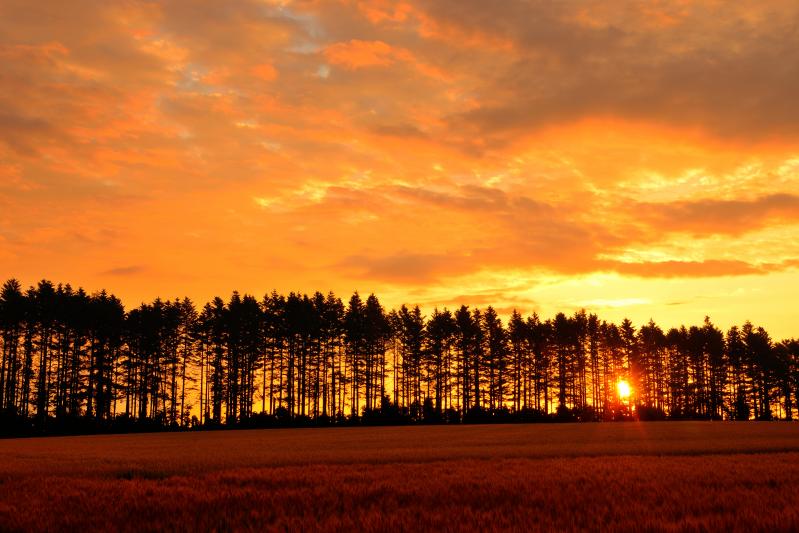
[1, 278, 797, 434]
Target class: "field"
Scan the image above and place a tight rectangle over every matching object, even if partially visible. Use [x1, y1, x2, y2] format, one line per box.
[1, 423, 798, 532]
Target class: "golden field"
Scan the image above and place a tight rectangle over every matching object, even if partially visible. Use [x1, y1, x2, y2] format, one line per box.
[1, 423, 798, 532]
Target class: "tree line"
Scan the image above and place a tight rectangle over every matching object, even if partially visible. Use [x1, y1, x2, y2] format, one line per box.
[0, 278, 797, 434]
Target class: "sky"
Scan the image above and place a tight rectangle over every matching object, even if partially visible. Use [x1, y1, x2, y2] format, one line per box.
[1, 0, 798, 338]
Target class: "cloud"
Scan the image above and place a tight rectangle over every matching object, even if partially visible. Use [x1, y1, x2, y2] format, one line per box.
[251, 63, 278, 81]
[0, 109, 60, 156]
[608, 260, 765, 278]
[340, 252, 474, 283]
[324, 40, 409, 69]
[101, 266, 146, 277]
[409, 0, 799, 144]
[296, 181, 799, 284]
[0, 0, 798, 336]
[369, 123, 427, 139]
[636, 194, 799, 236]
[601, 258, 799, 279]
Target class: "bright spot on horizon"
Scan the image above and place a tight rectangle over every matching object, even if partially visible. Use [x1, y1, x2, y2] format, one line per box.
[617, 380, 631, 400]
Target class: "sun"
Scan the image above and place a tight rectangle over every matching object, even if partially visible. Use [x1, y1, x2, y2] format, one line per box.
[617, 380, 631, 400]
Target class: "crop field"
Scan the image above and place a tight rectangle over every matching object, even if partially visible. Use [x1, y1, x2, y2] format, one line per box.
[1, 422, 798, 532]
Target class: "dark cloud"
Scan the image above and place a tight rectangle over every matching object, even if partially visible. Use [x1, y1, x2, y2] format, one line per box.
[411, 0, 799, 143]
[340, 252, 474, 283]
[370, 123, 428, 138]
[0, 107, 63, 156]
[636, 193, 799, 235]
[159, 0, 306, 63]
[101, 266, 145, 277]
[390, 184, 557, 215]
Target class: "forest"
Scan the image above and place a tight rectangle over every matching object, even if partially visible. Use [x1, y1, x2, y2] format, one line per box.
[0, 278, 797, 434]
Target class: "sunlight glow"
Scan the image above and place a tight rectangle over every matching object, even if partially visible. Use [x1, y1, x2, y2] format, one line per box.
[617, 380, 632, 400]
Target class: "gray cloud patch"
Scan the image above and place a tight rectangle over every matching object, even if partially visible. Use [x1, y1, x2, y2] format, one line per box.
[416, 0, 799, 144]
[635, 193, 799, 236]
[101, 266, 145, 276]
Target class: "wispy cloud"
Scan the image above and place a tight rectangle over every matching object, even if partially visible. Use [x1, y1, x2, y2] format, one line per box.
[101, 266, 145, 277]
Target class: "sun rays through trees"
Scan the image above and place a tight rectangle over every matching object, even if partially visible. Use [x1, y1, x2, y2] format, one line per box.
[0, 278, 797, 434]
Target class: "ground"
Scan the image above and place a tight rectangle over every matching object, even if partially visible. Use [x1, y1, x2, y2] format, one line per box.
[1, 422, 798, 531]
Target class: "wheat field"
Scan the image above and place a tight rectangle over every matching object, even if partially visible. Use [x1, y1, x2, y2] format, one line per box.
[1, 422, 798, 531]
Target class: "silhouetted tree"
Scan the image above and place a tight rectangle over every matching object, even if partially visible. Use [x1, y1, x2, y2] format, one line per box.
[1, 276, 797, 434]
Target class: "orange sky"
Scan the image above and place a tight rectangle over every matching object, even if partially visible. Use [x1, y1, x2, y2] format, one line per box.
[1, 0, 798, 338]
